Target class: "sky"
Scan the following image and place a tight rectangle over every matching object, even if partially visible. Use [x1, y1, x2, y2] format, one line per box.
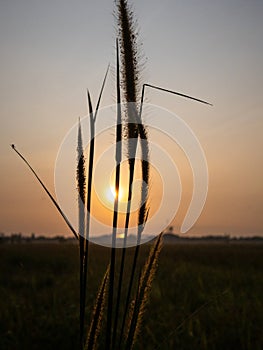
[0, 0, 263, 238]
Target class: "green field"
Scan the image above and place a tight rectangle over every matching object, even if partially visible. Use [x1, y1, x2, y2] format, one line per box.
[0, 242, 262, 350]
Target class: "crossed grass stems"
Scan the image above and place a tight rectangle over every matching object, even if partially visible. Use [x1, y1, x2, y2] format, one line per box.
[12, 1, 212, 349]
[12, 72, 210, 350]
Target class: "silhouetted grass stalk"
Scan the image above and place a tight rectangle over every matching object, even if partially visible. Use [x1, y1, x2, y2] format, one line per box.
[105, 39, 122, 350]
[125, 233, 163, 350]
[85, 266, 110, 350]
[11, 145, 78, 240]
[119, 80, 212, 349]
[77, 120, 87, 349]
[114, 2, 150, 347]
[81, 67, 109, 350]
[12, 1, 213, 349]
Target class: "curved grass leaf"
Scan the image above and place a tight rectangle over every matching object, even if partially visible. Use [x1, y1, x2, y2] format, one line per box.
[11, 145, 78, 240]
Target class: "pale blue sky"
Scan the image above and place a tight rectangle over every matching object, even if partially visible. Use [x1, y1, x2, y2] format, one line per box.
[1, 0, 263, 236]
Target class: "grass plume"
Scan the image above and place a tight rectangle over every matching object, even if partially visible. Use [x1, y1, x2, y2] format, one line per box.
[11, 1, 213, 349]
[113, 3, 153, 349]
[115, 2, 151, 345]
[77, 120, 87, 348]
[125, 233, 163, 349]
[116, 0, 140, 105]
[85, 266, 109, 350]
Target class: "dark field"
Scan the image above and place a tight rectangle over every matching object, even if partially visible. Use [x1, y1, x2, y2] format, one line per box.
[0, 242, 262, 350]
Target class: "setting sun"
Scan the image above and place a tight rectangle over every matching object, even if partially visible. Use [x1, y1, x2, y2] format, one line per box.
[106, 186, 124, 203]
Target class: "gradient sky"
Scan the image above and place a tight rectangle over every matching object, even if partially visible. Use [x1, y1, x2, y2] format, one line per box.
[0, 0, 263, 237]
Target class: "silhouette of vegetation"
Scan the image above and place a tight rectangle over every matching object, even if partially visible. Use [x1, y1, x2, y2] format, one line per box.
[11, 1, 213, 349]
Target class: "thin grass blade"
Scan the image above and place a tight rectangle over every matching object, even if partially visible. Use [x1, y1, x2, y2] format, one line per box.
[82, 66, 109, 349]
[144, 83, 213, 106]
[105, 39, 122, 350]
[11, 145, 78, 240]
[94, 64, 110, 121]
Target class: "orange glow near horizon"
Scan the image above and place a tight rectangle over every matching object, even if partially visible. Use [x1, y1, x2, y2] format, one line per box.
[89, 157, 163, 231]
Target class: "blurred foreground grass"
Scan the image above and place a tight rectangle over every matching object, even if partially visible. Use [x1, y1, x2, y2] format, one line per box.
[0, 242, 262, 350]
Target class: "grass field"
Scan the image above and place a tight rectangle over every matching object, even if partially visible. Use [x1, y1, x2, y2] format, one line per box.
[0, 242, 262, 350]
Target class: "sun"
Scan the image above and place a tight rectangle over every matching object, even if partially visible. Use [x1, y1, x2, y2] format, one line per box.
[106, 186, 124, 203]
